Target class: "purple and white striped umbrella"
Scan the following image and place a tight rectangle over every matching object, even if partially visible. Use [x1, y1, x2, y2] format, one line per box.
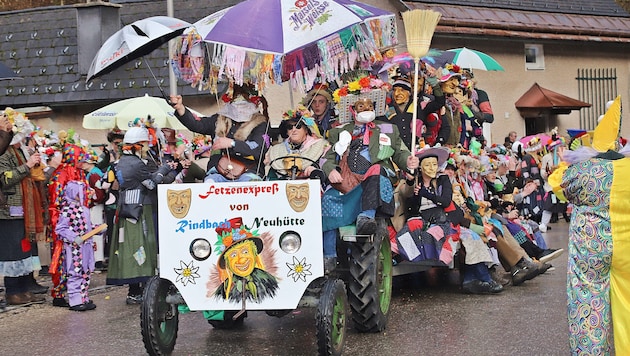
[193, 0, 393, 55]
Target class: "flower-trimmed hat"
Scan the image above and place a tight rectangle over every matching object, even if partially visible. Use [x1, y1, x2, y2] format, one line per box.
[214, 217, 264, 269]
[279, 105, 321, 139]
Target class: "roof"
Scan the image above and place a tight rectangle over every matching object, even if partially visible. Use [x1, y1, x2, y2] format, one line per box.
[515, 83, 592, 114]
[409, 0, 629, 17]
[404, 0, 630, 42]
[0, 0, 240, 109]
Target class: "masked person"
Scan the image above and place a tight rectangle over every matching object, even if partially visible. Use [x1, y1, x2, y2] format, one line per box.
[320, 97, 418, 270]
[386, 71, 444, 150]
[437, 68, 464, 146]
[171, 84, 270, 182]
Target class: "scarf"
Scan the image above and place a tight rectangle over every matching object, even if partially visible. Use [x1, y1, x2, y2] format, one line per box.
[12, 146, 45, 239]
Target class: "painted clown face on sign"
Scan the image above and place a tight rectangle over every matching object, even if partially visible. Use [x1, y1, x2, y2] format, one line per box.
[224, 240, 257, 278]
[166, 188, 192, 218]
[286, 182, 310, 212]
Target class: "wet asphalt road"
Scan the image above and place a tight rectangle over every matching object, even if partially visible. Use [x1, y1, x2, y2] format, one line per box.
[0, 220, 570, 355]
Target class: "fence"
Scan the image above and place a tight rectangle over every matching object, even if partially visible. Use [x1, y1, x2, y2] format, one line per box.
[576, 68, 618, 130]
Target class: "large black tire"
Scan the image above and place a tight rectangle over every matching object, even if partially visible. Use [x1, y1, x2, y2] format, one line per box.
[348, 221, 393, 332]
[316, 278, 348, 356]
[141, 276, 179, 356]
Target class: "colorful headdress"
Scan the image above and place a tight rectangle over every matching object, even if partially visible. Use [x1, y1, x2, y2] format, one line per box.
[592, 95, 622, 152]
[280, 105, 321, 138]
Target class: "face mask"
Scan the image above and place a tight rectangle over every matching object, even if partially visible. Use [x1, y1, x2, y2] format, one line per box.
[356, 110, 376, 123]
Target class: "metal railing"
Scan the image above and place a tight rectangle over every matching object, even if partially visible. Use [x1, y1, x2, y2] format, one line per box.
[577, 68, 617, 130]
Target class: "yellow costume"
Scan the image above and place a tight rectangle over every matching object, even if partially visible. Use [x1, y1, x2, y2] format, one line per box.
[550, 96, 629, 355]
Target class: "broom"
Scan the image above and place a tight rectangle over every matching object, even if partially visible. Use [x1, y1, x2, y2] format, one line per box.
[402, 9, 442, 156]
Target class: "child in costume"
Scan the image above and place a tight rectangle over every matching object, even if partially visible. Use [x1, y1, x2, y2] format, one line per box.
[55, 180, 96, 311]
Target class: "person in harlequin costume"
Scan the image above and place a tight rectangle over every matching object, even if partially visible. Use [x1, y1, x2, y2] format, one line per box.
[55, 180, 96, 311]
[48, 135, 90, 308]
[549, 96, 629, 356]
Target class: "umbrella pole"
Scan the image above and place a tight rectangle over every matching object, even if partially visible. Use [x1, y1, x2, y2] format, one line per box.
[144, 59, 170, 103]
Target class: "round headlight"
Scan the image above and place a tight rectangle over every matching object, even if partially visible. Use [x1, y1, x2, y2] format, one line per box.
[279, 231, 302, 254]
[190, 238, 211, 261]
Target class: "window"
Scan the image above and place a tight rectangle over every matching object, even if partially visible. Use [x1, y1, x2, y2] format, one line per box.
[525, 44, 545, 70]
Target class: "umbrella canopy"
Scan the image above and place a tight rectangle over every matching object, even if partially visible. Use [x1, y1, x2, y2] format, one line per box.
[87, 16, 191, 82]
[519, 133, 552, 148]
[432, 47, 504, 71]
[177, 0, 397, 91]
[0, 61, 21, 80]
[82, 94, 190, 130]
[194, 0, 393, 55]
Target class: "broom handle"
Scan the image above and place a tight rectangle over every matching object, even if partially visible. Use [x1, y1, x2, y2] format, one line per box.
[411, 58, 420, 156]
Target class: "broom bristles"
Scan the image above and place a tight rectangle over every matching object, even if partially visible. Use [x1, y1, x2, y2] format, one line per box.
[402, 9, 442, 59]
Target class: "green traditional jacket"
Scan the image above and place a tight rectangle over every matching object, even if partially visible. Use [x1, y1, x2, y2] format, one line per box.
[322, 120, 411, 183]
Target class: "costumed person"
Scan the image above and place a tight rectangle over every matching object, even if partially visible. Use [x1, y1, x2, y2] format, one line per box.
[0, 110, 47, 305]
[539, 133, 569, 232]
[106, 127, 177, 304]
[54, 180, 96, 311]
[301, 83, 337, 139]
[183, 134, 213, 183]
[100, 129, 124, 266]
[265, 105, 328, 181]
[79, 151, 107, 269]
[549, 96, 629, 356]
[436, 66, 463, 146]
[395, 147, 461, 266]
[519, 136, 545, 222]
[462, 69, 495, 141]
[385, 70, 444, 150]
[0, 110, 14, 155]
[320, 96, 419, 271]
[160, 128, 193, 184]
[48, 134, 90, 307]
[170, 84, 270, 182]
[453, 80, 479, 149]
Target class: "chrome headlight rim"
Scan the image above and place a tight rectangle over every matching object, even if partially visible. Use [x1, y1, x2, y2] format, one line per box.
[279, 230, 302, 254]
[189, 238, 212, 261]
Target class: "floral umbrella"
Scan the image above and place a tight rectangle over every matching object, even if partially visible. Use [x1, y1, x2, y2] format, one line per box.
[173, 0, 398, 92]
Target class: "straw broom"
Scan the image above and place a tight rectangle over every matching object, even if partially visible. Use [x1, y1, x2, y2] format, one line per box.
[402, 9, 442, 156]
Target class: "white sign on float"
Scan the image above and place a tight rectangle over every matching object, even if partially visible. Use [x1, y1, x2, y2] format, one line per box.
[157, 180, 323, 311]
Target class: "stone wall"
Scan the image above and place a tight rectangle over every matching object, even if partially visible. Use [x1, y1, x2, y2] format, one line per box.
[0, 0, 89, 12]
